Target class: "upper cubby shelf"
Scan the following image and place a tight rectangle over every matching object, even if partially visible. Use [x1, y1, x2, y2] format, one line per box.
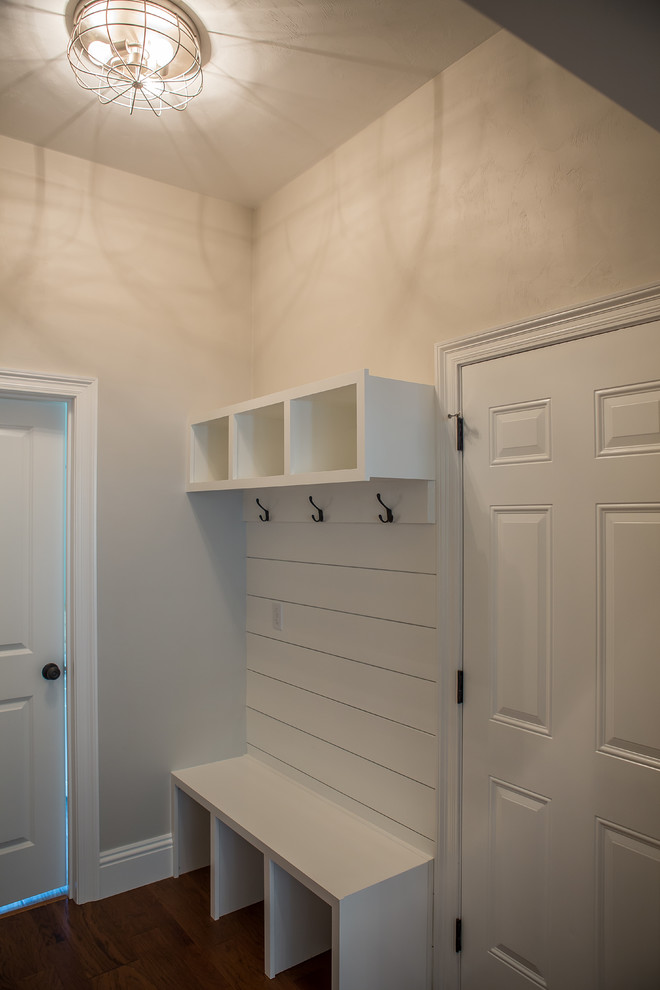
[187, 370, 435, 491]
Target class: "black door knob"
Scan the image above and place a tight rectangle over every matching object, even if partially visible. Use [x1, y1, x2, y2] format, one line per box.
[42, 663, 61, 680]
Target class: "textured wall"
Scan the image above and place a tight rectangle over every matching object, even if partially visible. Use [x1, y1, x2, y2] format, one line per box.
[0, 135, 253, 851]
[253, 30, 660, 393]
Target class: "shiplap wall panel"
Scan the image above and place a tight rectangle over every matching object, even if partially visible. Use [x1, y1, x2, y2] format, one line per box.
[247, 711, 436, 840]
[246, 522, 435, 573]
[247, 598, 436, 681]
[247, 671, 435, 786]
[246, 747, 435, 854]
[247, 559, 436, 626]
[247, 634, 436, 731]
[245, 483, 437, 854]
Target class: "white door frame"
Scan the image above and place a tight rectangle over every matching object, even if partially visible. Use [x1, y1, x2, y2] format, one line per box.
[0, 369, 99, 904]
[433, 281, 660, 990]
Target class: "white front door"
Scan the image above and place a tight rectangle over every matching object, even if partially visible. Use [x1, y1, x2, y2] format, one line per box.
[461, 322, 660, 989]
[0, 397, 67, 908]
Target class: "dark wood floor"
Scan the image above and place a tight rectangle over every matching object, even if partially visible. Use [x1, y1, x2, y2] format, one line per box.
[0, 868, 331, 989]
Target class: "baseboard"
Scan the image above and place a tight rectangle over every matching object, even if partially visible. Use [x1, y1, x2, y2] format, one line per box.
[99, 833, 173, 899]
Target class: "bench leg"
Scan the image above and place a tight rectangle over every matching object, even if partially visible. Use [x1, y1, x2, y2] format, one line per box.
[172, 783, 180, 879]
[171, 783, 211, 878]
[211, 816, 264, 921]
[333, 862, 432, 990]
[264, 858, 332, 978]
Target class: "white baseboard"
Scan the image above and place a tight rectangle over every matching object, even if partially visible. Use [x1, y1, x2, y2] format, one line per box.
[99, 833, 173, 900]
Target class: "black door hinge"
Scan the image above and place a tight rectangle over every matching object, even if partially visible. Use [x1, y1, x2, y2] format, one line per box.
[455, 918, 462, 953]
[457, 669, 464, 704]
[448, 413, 464, 452]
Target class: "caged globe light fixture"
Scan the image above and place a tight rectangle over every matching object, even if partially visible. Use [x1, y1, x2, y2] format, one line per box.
[67, 0, 203, 115]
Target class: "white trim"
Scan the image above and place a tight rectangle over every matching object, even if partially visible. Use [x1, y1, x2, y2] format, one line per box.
[433, 282, 660, 990]
[99, 834, 173, 899]
[0, 369, 99, 904]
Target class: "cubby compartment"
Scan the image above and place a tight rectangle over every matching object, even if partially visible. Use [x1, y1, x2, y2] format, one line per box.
[290, 384, 358, 475]
[187, 370, 434, 490]
[235, 402, 284, 479]
[190, 417, 230, 483]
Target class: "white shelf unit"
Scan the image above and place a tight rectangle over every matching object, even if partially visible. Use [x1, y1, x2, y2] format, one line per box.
[187, 370, 435, 491]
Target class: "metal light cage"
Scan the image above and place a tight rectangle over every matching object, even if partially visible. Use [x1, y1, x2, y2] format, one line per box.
[67, 0, 203, 114]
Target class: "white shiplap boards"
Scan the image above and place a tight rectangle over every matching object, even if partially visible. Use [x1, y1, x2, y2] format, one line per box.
[247, 559, 435, 626]
[244, 484, 438, 852]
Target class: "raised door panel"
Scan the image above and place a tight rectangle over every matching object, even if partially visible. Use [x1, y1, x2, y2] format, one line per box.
[597, 821, 660, 990]
[0, 426, 36, 862]
[598, 507, 660, 767]
[596, 382, 660, 456]
[488, 779, 550, 988]
[489, 400, 552, 465]
[0, 426, 31, 655]
[0, 697, 33, 853]
[490, 507, 552, 734]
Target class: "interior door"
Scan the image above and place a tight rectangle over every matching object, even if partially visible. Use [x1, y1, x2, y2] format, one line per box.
[461, 323, 660, 989]
[0, 397, 67, 908]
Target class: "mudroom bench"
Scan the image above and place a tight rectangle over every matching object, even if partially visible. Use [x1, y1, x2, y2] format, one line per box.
[171, 755, 433, 990]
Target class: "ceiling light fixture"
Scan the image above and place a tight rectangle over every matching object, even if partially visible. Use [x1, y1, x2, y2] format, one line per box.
[67, 0, 203, 115]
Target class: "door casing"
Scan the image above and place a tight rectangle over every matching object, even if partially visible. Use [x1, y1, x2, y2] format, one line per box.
[0, 369, 99, 904]
[433, 281, 660, 990]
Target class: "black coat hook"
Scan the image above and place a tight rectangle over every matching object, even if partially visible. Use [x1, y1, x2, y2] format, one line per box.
[256, 498, 270, 522]
[376, 493, 394, 523]
[309, 495, 324, 522]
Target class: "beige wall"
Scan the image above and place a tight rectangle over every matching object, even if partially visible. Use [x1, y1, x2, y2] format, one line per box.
[0, 135, 253, 850]
[253, 30, 660, 394]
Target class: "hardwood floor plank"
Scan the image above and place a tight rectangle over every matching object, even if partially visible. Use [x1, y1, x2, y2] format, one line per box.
[289, 952, 332, 990]
[207, 934, 273, 990]
[42, 901, 132, 986]
[151, 872, 241, 947]
[89, 964, 158, 989]
[0, 911, 52, 985]
[133, 942, 234, 990]
[85, 885, 168, 949]
[17, 969, 67, 990]
[0, 869, 331, 990]
[128, 922, 192, 959]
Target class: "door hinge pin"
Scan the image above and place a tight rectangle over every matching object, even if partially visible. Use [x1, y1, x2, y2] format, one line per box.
[448, 413, 464, 452]
[455, 918, 462, 953]
[457, 669, 464, 704]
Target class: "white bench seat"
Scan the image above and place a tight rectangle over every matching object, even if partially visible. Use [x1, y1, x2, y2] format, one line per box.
[171, 754, 433, 990]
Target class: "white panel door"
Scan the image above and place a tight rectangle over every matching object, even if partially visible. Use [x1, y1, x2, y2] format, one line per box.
[0, 397, 67, 908]
[461, 323, 660, 989]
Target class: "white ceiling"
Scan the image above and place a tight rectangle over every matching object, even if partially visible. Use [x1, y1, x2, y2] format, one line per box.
[0, 0, 497, 205]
